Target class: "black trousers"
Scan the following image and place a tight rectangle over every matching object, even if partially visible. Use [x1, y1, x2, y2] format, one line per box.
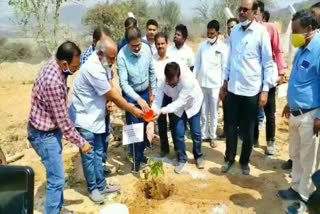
[225, 92, 259, 165]
[157, 95, 174, 153]
[254, 87, 276, 142]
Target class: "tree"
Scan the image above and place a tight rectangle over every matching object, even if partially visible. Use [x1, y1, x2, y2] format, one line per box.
[194, 0, 213, 22]
[84, 0, 150, 41]
[8, 0, 77, 57]
[155, 0, 181, 36]
[194, 0, 276, 34]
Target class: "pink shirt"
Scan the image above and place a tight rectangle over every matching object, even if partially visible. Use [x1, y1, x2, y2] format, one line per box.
[263, 22, 287, 76]
[29, 59, 86, 148]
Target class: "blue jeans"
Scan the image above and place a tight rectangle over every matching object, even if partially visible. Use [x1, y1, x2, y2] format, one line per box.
[77, 128, 106, 193]
[171, 111, 203, 163]
[258, 108, 265, 122]
[102, 114, 111, 163]
[123, 88, 149, 164]
[27, 124, 64, 214]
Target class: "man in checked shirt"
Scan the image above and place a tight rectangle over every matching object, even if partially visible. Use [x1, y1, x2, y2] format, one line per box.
[27, 41, 92, 214]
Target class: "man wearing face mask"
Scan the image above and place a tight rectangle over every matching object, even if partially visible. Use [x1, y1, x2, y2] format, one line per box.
[278, 9, 320, 214]
[117, 27, 157, 172]
[169, 24, 195, 71]
[152, 62, 204, 174]
[194, 20, 229, 149]
[69, 37, 144, 203]
[220, 0, 273, 175]
[27, 41, 92, 214]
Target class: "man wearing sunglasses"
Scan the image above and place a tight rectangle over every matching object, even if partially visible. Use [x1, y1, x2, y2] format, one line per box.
[220, 0, 273, 175]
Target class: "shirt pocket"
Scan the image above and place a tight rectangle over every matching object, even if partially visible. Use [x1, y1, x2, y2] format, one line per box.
[296, 63, 317, 83]
[243, 42, 259, 59]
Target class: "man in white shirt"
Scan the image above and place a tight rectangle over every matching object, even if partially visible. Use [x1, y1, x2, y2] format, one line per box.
[153, 32, 174, 156]
[142, 19, 158, 55]
[225, 18, 239, 47]
[220, 0, 273, 175]
[168, 24, 195, 71]
[194, 20, 229, 148]
[152, 62, 204, 174]
[69, 38, 144, 203]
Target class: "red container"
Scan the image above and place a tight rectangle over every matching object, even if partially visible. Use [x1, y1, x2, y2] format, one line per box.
[144, 110, 154, 122]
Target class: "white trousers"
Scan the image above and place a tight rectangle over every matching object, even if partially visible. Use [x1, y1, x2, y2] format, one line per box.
[200, 87, 220, 140]
[289, 108, 320, 201]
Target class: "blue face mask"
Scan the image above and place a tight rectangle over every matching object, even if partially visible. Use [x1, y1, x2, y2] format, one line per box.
[63, 65, 74, 76]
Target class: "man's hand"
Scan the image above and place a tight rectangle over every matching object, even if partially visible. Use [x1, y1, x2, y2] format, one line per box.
[131, 106, 145, 119]
[81, 142, 92, 154]
[106, 101, 114, 114]
[146, 122, 155, 143]
[219, 81, 228, 101]
[137, 98, 150, 113]
[282, 104, 290, 119]
[313, 118, 320, 136]
[278, 75, 285, 85]
[259, 92, 268, 107]
[153, 110, 162, 121]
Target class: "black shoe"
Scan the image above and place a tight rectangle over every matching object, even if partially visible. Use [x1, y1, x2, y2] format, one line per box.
[241, 164, 250, 175]
[221, 161, 234, 173]
[278, 187, 301, 201]
[132, 162, 141, 173]
[218, 132, 226, 139]
[281, 159, 293, 170]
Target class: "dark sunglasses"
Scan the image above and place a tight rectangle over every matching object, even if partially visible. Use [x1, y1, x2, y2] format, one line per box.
[238, 7, 252, 13]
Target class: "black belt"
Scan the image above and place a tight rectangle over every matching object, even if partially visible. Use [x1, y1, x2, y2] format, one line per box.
[291, 108, 317, 117]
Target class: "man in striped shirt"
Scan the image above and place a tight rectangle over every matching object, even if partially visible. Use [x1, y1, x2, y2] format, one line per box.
[27, 41, 91, 214]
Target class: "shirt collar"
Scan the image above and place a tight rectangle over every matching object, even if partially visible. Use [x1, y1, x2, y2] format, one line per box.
[305, 34, 320, 52]
[241, 20, 258, 32]
[206, 38, 219, 46]
[154, 52, 170, 61]
[51, 58, 66, 81]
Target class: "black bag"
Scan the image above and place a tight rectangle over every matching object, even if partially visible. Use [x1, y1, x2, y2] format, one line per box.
[0, 166, 34, 214]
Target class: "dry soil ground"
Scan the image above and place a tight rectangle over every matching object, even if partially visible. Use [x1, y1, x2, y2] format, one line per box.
[0, 58, 294, 214]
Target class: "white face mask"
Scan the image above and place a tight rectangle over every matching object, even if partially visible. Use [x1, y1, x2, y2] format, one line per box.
[132, 51, 141, 57]
[240, 19, 252, 27]
[207, 37, 217, 44]
[101, 58, 112, 70]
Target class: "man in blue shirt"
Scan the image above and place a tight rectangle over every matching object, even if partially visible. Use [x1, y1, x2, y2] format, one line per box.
[278, 9, 320, 214]
[117, 26, 157, 172]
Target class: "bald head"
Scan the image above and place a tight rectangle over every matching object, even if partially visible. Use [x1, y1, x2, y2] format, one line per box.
[96, 36, 118, 66]
[238, 0, 258, 23]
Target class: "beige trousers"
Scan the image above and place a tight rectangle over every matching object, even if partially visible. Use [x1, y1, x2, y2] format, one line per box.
[289, 108, 320, 201]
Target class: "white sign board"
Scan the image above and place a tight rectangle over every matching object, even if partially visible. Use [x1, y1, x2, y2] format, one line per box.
[278, 83, 288, 98]
[122, 123, 144, 145]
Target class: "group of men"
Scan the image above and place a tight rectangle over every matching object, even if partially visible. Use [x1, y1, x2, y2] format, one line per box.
[26, 0, 320, 213]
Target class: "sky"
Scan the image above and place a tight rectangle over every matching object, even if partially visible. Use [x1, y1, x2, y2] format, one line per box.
[0, 0, 307, 27]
